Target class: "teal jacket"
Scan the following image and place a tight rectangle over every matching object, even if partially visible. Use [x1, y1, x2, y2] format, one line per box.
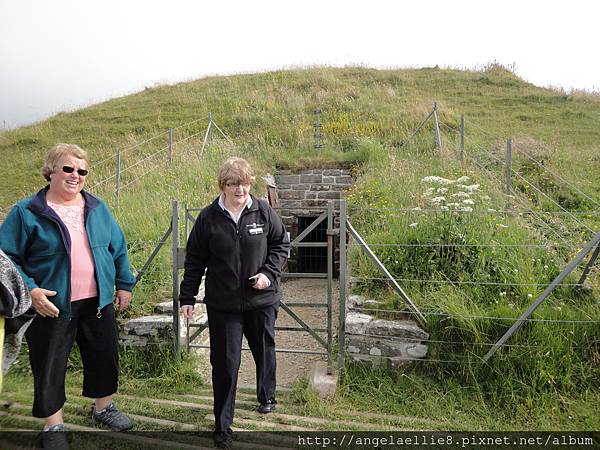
[0, 187, 135, 319]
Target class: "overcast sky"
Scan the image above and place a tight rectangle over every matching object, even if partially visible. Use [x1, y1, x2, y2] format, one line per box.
[1, 0, 598, 129]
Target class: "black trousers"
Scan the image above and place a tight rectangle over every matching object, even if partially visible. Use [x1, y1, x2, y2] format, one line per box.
[207, 304, 278, 432]
[25, 298, 119, 418]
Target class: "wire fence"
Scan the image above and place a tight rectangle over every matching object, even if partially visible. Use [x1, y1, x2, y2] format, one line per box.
[2, 101, 599, 370]
[0, 114, 231, 217]
[341, 107, 600, 368]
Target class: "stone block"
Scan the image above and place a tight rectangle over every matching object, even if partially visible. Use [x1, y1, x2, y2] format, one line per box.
[279, 200, 304, 209]
[347, 294, 366, 309]
[322, 176, 335, 183]
[330, 185, 350, 191]
[308, 361, 337, 398]
[276, 175, 301, 184]
[347, 295, 384, 313]
[345, 312, 373, 335]
[335, 176, 353, 185]
[317, 191, 341, 199]
[367, 319, 429, 340]
[345, 334, 428, 361]
[300, 174, 323, 183]
[303, 199, 328, 207]
[310, 184, 331, 191]
[155, 301, 205, 315]
[278, 190, 306, 200]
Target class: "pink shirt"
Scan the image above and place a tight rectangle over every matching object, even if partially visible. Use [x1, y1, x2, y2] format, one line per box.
[48, 201, 98, 302]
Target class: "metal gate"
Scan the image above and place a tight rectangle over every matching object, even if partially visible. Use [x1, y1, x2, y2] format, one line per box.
[170, 200, 336, 372]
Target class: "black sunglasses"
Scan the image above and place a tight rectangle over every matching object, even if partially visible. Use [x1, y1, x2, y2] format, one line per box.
[61, 166, 88, 177]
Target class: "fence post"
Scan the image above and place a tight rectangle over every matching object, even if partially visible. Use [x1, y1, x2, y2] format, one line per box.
[314, 108, 322, 151]
[326, 201, 334, 375]
[432, 103, 443, 153]
[506, 138, 513, 194]
[460, 114, 465, 163]
[171, 199, 181, 355]
[168, 128, 173, 168]
[200, 113, 212, 155]
[338, 199, 347, 373]
[115, 148, 121, 207]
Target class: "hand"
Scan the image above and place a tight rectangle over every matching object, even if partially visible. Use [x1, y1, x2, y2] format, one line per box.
[115, 290, 132, 311]
[250, 273, 270, 290]
[181, 305, 195, 318]
[30, 287, 59, 317]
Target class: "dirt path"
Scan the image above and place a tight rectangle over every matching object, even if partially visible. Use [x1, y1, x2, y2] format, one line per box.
[192, 278, 339, 389]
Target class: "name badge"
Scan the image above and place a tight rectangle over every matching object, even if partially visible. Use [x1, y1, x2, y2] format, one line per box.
[249, 227, 263, 235]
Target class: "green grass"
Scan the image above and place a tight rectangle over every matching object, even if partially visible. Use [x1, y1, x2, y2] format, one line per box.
[1, 65, 600, 430]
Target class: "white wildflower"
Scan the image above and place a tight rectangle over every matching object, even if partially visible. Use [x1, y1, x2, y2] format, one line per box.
[451, 192, 471, 199]
[436, 187, 448, 194]
[481, 195, 491, 201]
[514, 269, 518, 273]
[430, 196, 446, 204]
[409, 222, 418, 228]
[422, 176, 454, 185]
[456, 176, 470, 183]
[447, 202, 460, 208]
[462, 199, 475, 205]
[412, 206, 422, 211]
[544, 265, 548, 270]
[460, 206, 473, 212]
[440, 206, 449, 211]
[462, 184, 480, 192]
[423, 187, 435, 196]
[487, 208, 497, 212]
[499, 291, 507, 297]
[527, 294, 533, 298]
[497, 223, 508, 228]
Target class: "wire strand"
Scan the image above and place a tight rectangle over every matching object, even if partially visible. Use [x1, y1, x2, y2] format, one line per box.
[352, 275, 579, 287]
[351, 307, 600, 323]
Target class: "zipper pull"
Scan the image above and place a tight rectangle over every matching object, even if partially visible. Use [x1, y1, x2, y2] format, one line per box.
[96, 307, 102, 319]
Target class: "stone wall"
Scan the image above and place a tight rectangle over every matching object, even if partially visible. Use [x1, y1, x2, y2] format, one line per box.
[120, 284, 207, 348]
[345, 294, 429, 368]
[275, 168, 353, 274]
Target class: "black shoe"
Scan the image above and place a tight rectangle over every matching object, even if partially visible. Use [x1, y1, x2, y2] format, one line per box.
[40, 424, 69, 450]
[91, 402, 133, 431]
[257, 399, 277, 414]
[213, 428, 233, 449]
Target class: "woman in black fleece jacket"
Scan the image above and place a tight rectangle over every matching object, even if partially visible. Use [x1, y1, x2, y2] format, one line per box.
[179, 157, 289, 448]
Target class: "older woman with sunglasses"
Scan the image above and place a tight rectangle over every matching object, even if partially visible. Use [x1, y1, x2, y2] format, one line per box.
[0, 143, 135, 446]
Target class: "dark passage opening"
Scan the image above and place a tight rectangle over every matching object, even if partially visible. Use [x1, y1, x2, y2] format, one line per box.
[296, 216, 327, 274]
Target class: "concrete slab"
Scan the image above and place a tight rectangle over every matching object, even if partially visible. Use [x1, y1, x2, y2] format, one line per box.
[308, 361, 337, 398]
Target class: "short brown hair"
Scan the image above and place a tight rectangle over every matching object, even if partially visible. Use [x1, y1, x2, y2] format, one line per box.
[218, 157, 256, 190]
[41, 143, 90, 181]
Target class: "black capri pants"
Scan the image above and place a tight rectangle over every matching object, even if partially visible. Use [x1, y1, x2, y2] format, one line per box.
[25, 298, 119, 418]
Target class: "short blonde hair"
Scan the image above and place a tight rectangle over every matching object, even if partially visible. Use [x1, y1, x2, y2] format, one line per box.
[218, 157, 256, 190]
[41, 143, 90, 181]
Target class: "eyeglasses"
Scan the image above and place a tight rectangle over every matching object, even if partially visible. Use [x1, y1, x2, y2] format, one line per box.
[61, 166, 88, 177]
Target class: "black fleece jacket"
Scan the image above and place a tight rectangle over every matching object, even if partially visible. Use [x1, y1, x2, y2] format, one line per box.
[178, 195, 289, 312]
